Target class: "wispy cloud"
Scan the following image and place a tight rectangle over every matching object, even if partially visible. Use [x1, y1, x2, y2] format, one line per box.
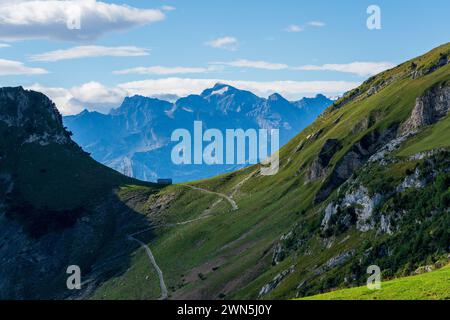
[307, 21, 326, 27]
[0, 43, 10, 48]
[206, 36, 238, 51]
[160, 5, 176, 11]
[214, 59, 394, 76]
[0, 0, 165, 41]
[30, 46, 150, 62]
[285, 21, 325, 32]
[114, 65, 218, 75]
[213, 59, 289, 70]
[0, 58, 48, 76]
[285, 24, 303, 33]
[296, 61, 396, 76]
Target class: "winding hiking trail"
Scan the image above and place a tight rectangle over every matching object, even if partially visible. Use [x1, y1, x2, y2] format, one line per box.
[127, 182, 243, 300]
[127, 235, 168, 300]
[185, 185, 239, 211]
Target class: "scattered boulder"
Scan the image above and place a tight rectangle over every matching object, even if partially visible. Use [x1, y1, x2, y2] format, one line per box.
[414, 265, 435, 274]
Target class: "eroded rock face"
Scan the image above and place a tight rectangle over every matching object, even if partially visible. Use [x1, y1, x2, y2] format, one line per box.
[306, 139, 342, 183]
[315, 126, 397, 203]
[400, 83, 450, 135]
[369, 132, 416, 164]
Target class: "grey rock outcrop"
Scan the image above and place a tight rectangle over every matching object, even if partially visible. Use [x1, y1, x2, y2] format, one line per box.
[342, 186, 382, 232]
[259, 265, 295, 297]
[314, 250, 355, 275]
[400, 83, 450, 135]
[321, 185, 382, 233]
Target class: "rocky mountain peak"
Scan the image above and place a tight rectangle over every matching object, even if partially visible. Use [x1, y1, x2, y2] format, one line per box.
[0, 86, 70, 146]
[111, 95, 173, 116]
[201, 83, 236, 98]
[268, 93, 288, 103]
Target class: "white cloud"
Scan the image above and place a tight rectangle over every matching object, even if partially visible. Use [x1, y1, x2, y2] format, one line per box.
[70, 81, 126, 104]
[0, 0, 165, 41]
[27, 83, 76, 113]
[0, 43, 10, 48]
[296, 61, 396, 76]
[113, 65, 218, 75]
[285, 25, 303, 33]
[307, 21, 326, 27]
[206, 36, 238, 51]
[28, 81, 126, 114]
[214, 59, 289, 70]
[0, 58, 48, 75]
[29, 45, 150, 62]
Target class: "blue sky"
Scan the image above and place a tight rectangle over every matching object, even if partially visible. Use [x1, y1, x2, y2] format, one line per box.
[0, 0, 449, 114]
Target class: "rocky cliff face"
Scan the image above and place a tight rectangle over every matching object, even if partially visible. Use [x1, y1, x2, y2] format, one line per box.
[400, 83, 450, 134]
[0, 87, 71, 146]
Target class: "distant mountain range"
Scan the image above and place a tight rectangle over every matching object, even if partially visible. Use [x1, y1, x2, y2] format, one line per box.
[63, 83, 334, 182]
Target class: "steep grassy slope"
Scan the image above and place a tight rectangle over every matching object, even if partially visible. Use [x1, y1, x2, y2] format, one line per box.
[301, 265, 450, 300]
[92, 43, 450, 300]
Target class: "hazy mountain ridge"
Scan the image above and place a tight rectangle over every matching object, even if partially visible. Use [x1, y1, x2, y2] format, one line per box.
[64, 84, 334, 182]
